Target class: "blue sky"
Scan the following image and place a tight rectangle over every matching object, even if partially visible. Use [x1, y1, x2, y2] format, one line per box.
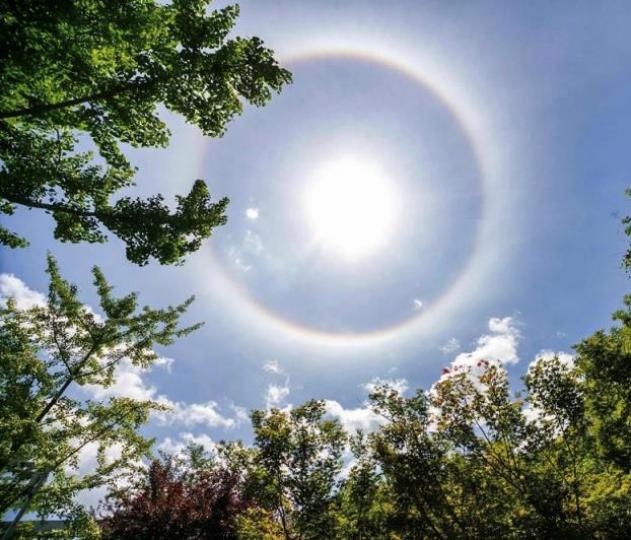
[2, 1, 630, 457]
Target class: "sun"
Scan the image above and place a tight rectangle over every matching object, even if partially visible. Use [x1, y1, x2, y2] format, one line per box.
[303, 156, 399, 260]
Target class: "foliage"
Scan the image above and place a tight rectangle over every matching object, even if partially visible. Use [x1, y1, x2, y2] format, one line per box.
[0, 255, 199, 538]
[91, 295, 631, 539]
[7, 265, 626, 538]
[5, 261, 631, 540]
[239, 401, 346, 540]
[101, 445, 251, 539]
[331, 432, 393, 540]
[0, 0, 291, 264]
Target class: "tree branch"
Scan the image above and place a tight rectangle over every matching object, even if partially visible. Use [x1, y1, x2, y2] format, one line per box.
[0, 80, 151, 120]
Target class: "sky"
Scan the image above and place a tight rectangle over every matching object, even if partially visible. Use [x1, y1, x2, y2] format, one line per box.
[2, 1, 631, 470]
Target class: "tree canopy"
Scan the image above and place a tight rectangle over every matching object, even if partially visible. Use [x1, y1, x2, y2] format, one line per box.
[101, 447, 251, 540]
[3, 241, 631, 539]
[0, 0, 291, 264]
[96, 300, 631, 539]
[0, 255, 200, 538]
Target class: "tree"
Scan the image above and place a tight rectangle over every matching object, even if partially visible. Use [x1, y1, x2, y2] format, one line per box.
[0, 0, 291, 264]
[331, 432, 392, 540]
[243, 401, 346, 540]
[0, 255, 200, 538]
[432, 360, 581, 538]
[575, 295, 631, 469]
[368, 383, 469, 539]
[101, 444, 252, 540]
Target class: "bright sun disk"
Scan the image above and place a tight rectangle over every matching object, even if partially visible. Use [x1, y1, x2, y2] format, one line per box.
[303, 156, 398, 260]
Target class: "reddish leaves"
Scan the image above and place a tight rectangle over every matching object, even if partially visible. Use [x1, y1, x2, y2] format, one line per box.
[101, 460, 251, 540]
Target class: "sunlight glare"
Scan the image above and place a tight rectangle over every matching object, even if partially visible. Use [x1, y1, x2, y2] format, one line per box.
[303, 156, 398, 260]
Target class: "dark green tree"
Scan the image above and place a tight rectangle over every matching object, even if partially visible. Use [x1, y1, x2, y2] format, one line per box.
[368, 383, 468, 539]
[0, 0, 291, 264]
[575, 296, 631, 469]
[331, 431, 392, 540]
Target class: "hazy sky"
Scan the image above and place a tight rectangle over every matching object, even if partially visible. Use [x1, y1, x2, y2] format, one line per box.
[2, 1, 630, 459]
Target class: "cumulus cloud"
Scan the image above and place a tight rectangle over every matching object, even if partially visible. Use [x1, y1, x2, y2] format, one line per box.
[2, 274, 242, 507]
[413, 298, 423, 311]
[230, 404, 249, 423]
[324, 400, 384, 433]
[430, 317, 522, 394]
[522, 349, 575, 426]
[226, 229, 264, 273]
[527, 349, 575, 372]
[227, 247, 253, 273]
[158, 432, 217, 456]
[0, 273, 46, 309]
[265, 382, 290, 409]
[323, 376, 412, 435]
[82, 358, 238, 429]
[262, 358, 291, 409]
[157, 400, 235, 429]
[244, 230, 263, 254]
[154, 356, 175, 373]
[83, 358, 158, 401]
[362, 377, 408, 395]
[73, 442, 126, 509]
[449, 316, 521, 370]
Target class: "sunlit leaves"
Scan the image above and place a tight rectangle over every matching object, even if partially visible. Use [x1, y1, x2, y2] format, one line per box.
[0, 0, 291, 264]
[0, 256, 198, 534]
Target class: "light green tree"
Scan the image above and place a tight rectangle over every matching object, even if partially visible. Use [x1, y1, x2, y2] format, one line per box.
[242, 401, 346, 540]
[0, 255, 200, 538]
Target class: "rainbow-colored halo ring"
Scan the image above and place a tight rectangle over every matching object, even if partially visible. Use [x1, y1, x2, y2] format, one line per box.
[200, 47, 491, 350]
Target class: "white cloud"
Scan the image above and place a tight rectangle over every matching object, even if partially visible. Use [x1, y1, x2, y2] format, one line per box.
[440, 338, 461, 355]
[158, 432, 217, 456]
[230, 404, 249, 423]
[528, 349, 575, 373]
[245, 207, 260, 220]
[227, 246, 253, 273]
[321, 377, 409, 436]
[157, 436, 186, 456]
[450, 316, 521, 371]
[263, 359, 284, 375]
[82, 358, 238, 429]
[362, 377, 408, 395]
[0, 273, 46, 309]
[157, 400, 235, 429]
[154, 356, 175, 372]
[522, 404, 543, 425]
[430, 317, 521, 393]
[0, 273, 241, 508]
[75, 442, 123, 477]
[265, 381, 290, 409]
[324, 400, 384, 433]
[522, 350, 574, 427]
[262, 359, 291, 409]
[226, 229, 264, 273]
[324, 376, 411, 435]
[413, 298, 423, 311]
[73, 442, 126, 509]
[83, 358, 157, 401]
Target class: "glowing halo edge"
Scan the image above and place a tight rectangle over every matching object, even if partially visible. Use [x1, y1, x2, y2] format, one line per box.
[196, 48, 491, 349]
